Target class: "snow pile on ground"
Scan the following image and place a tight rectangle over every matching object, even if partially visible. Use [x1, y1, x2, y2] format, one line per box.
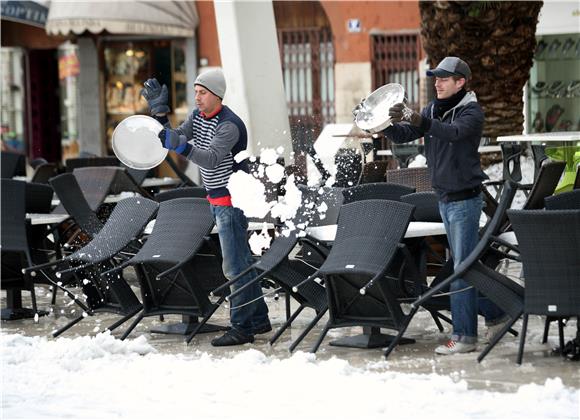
[2, 333, 578, 419]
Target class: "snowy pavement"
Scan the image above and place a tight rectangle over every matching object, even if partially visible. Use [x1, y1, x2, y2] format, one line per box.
[2, 280, 579, 420]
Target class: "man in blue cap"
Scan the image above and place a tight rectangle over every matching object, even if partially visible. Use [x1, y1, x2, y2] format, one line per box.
[384, 56, 507, 355]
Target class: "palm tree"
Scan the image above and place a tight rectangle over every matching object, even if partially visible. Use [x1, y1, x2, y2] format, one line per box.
[419, 1, 543, 138]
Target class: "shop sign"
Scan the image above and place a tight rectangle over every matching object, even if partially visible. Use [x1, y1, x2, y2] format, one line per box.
[58, 53, 80, 80]
[1, 1, 48, 28]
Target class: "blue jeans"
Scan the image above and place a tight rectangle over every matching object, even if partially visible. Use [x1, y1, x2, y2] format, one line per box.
[211, 205, 270, 336]
[439, 194, 505, 344]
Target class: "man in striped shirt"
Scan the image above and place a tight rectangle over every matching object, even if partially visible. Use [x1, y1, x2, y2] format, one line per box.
[142, 69, 271, 346]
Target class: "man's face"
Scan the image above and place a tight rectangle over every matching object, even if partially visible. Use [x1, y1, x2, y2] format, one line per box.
[434, 76, 465, 99]
[195, 85, 221, 114]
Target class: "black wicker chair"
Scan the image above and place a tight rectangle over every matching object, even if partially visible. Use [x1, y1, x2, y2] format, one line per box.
[545, 189, 580, 210]
[1, 151, 26, 178]
[401, 191, 441, 222]
[1, 180, 45, 319]
[508, 209, 580, 364]
[186, 188, 331, 350]
[102, 198, 225, 340]
[155, 186, 208, 202]
[23, 197, 159, 336]
[30, 163, 58, 184]
[385, 167, 432, 192]
[342, 182, 415, 204]
[65, 156, 120, 172]
[305, 199, 417, 352]
[49, 173, 104, 244]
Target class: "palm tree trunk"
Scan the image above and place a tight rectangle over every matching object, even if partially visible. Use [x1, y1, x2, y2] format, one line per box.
[419, 1, 543, 138]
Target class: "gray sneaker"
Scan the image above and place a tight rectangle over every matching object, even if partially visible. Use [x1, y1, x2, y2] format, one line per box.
[483, 319, 510, 344]
[435, 340, 476, 355]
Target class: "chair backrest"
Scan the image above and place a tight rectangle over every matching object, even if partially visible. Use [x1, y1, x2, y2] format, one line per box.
[508, 209, 580, 316]
[522, 160, 566, 210]
[1, 151, 26, 178]
[25, 182, 53, 214]
[297, 184, 344, 227]
[71, 166, 121, 210]
[65, 156, 119, 172]
[69, 197, 158, 263]
[1, 179, 29, 253]
[320, 199, 415, 276]
[401, 191, 442, 222]
[385, 167, 432, 192]
[544, 189, 580, 210]
[155, 186, 207, 202]
[130, 198, 214, 266]
[30, 163, 58, 184]
[342, 182, 415, 204]
[334, 148, 362, 187]
[49, 173, 103, 237]
[360, 161, 388, 184]
[530, 145, 547, 181]
[121, 164, 151, 186]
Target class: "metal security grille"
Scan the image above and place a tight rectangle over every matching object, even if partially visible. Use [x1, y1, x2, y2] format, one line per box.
[371, 32, 421, 111]
[277, 27, 335, 150]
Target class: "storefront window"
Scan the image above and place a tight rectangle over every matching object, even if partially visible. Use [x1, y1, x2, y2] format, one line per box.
[528, 34, 580, 133]
[58, 42, 80, 160]
[103, 39, 187, 152]
[0, 47, 25, 153]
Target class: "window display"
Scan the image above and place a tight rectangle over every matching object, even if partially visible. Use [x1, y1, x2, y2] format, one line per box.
[103, 40, 187, 152]
[58, 42, 80, 160]
[1, 47, 25, 153]
[528, 34, 580, 133]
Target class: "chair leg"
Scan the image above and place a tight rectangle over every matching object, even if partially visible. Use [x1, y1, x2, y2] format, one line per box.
[477, 316, 519, 363]
[517, 314, 529, 365]
[542, 317, 551, 344]
[384, 306, 419, 359]
[185, 296, 226, 345]
[120, 311, 144, 340]
[289, 308, 327, 353]
[429, 311, 445, 332]
[310, 323, 331, 354]
[52, 315, 84, 338]
[103, 307, 141, 333]
[269, 304, 305, 346]
[558, 318, 565, 355]
[29, 286, 38, 316]
[51, 286, 58, 305]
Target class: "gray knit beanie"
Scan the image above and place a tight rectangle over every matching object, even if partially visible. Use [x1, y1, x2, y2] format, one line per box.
[194, 68, 226, 99]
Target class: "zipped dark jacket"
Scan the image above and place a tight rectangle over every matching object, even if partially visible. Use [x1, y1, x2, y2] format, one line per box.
[383, 91, 487, 201]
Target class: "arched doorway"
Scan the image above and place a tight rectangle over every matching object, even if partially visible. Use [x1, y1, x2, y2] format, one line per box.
[273, 1, 335, 169]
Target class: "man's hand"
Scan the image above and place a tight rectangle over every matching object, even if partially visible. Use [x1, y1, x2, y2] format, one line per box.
[158, 128, 187, 153]
[141, 78, 170, 115]
[388, 103, 423, 127]
[352, 98, 366, 119]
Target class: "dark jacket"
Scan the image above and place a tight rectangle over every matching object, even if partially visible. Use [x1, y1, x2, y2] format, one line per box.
[383, 91, 486, 200]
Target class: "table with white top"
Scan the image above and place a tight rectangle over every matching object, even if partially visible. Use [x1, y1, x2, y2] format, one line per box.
[141, 177, 181, 188]
[306, 221, 446, 242]
[498, 131, 580, 192]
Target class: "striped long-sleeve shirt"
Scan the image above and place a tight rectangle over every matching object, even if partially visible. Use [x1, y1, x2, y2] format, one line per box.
[159, 105, 250, 200]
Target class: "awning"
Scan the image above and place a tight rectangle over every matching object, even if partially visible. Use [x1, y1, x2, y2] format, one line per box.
[46, 1, 198, 38]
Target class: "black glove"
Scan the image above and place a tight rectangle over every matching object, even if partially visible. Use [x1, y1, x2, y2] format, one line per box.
[388, 102, 423, 127]
[141, 78, 170, 115]
[352, 98, 366, 119]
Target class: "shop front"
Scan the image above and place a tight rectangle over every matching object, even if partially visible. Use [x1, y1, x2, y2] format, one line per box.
[527, 2, 580, 134]
[45, 1, 198, 160]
